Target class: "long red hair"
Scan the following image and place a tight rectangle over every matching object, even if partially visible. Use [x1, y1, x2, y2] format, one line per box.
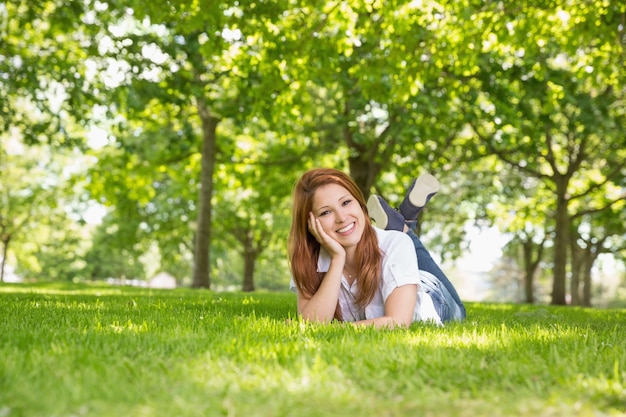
[288, 168, 382, 321]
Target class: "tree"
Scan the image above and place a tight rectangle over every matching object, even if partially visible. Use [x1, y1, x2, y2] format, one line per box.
[211, 119, 299, 291]
[83, 215, 147, 281]
[83, 104, 201, 283]
[465, 1, 626, 304]
[1, 0, 108, 281]
[0, 137, 87, 281]
[261, 0, 474, 196]
[570, 201, 626, 306]
[2, 0, 104, 147]
[89, 0, 290, 289]
[5, 0, 625, 302]
[0, 149, 44, 282]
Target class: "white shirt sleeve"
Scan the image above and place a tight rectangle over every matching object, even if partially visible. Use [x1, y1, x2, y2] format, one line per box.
[379, 231, 421, 301]
[378, 230, 443, 326]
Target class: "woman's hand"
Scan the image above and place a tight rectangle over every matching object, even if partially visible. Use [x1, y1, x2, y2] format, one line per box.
[297, 212, 347, 323]
[308, 212, 346, 261]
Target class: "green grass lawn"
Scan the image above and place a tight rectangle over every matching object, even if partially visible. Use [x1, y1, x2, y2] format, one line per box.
[1, 282, 625, 417]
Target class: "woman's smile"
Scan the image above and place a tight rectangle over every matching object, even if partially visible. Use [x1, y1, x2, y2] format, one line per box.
[337, 222, 355, 234]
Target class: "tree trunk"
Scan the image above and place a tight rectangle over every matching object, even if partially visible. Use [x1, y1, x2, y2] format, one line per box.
[582, 261, 593, 307]
[0, 238, 9, 283]
[551, 178, 570, 305]
[341, 99, 398, 199]
[521, 236, 546, 304]
[349, 156, 381, 199]
[522, 242, 535, 304]
[234, 226, 268, 293]
[191, 101, 219, 289]
[242, 238, 256, 292]
[570, 266, 581, 305]
[582, 249, 598, 307]
[570, 240, 583, 305]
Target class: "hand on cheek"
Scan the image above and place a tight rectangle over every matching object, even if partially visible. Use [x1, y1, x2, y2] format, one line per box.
[308, 212, 345, 259]
[308, 212, 320, 240]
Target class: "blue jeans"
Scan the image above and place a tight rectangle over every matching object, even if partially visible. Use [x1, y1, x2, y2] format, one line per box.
[406, 229, 466, 322]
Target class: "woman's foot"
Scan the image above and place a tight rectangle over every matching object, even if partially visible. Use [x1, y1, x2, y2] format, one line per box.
[367, 195, 405, 231]
[399, 173, 440, 220]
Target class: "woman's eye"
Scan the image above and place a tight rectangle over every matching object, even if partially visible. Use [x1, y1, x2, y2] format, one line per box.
[342, 199, 352, 206]
[319, 210, 330, 216]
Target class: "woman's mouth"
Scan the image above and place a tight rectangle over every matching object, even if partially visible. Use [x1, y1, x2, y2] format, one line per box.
[337, 222, 355, 234]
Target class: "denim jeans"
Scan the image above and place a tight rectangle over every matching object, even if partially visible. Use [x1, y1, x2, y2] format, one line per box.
[406, 229, 466, 322]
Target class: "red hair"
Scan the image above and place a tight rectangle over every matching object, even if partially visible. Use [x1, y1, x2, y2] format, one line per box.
[288, 168, 382, 321]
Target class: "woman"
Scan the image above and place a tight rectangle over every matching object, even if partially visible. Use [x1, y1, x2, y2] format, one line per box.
[288, 168, 465, 328]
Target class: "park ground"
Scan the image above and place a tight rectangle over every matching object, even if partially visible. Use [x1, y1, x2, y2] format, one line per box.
[1, 282, 625, 417]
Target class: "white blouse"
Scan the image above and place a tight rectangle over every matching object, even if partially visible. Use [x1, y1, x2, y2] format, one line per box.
[290, 227, 442, 325]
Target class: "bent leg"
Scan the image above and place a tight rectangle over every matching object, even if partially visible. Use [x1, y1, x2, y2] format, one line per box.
[367, 194, 405, 231]
[367, 193, 466, 321]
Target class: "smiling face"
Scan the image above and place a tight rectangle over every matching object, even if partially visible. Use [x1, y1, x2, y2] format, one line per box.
[311, 183, 366, 251]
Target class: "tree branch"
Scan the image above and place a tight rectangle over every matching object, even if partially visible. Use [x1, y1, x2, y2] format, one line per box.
[570, 194, 626, 220]
[469, 120, 549, 180]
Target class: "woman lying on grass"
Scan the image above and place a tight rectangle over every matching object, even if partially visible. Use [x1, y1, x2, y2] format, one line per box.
[288, 168, 466, 329]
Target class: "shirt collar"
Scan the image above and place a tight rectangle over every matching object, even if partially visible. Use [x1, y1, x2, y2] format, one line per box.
[317, 247, 331, 272]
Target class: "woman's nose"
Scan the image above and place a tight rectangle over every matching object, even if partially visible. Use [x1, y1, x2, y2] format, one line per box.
[335, 207, 348, 222]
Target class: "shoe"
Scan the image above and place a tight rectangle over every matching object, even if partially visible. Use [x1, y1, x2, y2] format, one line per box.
[367, 195, 405, 231]
[399, 173, 440, 220]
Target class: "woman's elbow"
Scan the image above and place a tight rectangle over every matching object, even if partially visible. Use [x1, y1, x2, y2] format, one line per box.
[390, 315, 412, 328]
[298, 308, 334, 324]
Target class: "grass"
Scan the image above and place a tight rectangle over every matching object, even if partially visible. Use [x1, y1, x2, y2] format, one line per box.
[1, 282, 625, 417]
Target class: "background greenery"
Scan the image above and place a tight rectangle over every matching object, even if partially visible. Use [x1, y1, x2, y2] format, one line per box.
[1, 283, 625, 417]
[1, 0, 625, 305]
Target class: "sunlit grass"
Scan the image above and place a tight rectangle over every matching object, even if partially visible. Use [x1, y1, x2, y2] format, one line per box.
[0, 283, 624, 417]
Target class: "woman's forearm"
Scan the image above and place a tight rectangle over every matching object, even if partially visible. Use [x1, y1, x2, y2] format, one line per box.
[298, 260, 344, 323]
[353, 284, 417, 328]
